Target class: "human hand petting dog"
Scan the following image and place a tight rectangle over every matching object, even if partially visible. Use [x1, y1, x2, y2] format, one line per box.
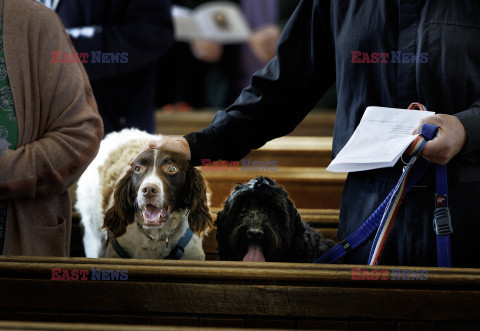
[148, 136, 191, 160]
[126, 136, 191, 173]
[410, 114, 467, 165]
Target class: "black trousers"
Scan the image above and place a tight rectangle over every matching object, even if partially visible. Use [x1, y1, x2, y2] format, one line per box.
[338, 165, 480, 268]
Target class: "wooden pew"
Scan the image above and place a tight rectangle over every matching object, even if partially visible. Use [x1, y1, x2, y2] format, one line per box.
[245, 136, 333, 168]
[155, 109, 335, 137]
[70, 208, 341, 260]
[203, 167, 346, 209]
[0, 321, 252, 331]
[1, 256, 479, 330]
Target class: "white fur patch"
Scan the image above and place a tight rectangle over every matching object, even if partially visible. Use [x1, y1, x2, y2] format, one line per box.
[76, 128, 160, 258]
[137, 149, 165, 209]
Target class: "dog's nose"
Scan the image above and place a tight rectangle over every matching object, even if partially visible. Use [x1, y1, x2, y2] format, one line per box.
[142, 184, 159, 198]
[246, 229, 264, 241]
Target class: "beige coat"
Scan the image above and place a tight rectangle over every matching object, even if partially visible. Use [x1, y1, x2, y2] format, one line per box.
[0, 0, 103, 256]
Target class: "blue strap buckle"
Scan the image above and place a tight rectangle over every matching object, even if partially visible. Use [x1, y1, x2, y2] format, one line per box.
[433, 206, 453, 236]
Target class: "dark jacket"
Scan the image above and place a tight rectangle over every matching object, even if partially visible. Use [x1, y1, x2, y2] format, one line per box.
[185, 0, 480, 184]
[56, 0, 174, 134]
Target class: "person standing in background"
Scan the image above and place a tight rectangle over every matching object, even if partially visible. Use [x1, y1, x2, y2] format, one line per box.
[235, 0, 289, 93]
[157, 0, 299, 110]
[51, 0, 174, 134]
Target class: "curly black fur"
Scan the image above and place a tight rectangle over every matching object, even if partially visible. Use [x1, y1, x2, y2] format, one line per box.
[215, 176, 336, 263]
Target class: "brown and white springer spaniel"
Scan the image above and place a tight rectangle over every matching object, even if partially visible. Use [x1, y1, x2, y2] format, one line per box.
[75, 128, 212, 259]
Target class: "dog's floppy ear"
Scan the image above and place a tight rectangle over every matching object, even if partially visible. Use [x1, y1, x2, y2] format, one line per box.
[102, 172, 136, 237]
[183, 166, 213, 235]
[286, 197, 303, 229]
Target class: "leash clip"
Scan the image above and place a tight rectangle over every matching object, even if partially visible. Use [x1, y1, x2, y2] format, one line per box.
[433, 206, 453, 236]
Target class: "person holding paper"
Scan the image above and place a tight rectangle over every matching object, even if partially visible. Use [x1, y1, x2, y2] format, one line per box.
[0, 0, 103, 256]
[190, 0, 286, 105]
[157, 0, 299, 109]
[147, 1, 480, 267]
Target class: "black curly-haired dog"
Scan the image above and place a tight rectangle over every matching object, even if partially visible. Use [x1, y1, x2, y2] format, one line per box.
[215, 176, 336, 263]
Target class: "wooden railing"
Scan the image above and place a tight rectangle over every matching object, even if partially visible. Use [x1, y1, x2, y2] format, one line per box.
[1, 256, 479, 329]
[0, 321, 252, 330]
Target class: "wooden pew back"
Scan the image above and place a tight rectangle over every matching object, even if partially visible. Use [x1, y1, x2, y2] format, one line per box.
[1, 256, 479, 329]
[155, 110, 335, 137]
[203, 167, 346, 209]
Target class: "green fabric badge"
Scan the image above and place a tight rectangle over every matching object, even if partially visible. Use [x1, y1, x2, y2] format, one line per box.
[0, 18, 17, 151]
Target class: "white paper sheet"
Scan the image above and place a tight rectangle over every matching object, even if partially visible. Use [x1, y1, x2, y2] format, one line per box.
[326, 106, 435, 173]
[172, 2, 251, 44]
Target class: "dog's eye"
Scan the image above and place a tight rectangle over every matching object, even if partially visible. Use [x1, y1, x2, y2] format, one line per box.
[166, 165, 178, 174]
[133, 166, 144, 174]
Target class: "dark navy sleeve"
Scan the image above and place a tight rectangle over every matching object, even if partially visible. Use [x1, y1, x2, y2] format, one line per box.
[454, 99, 480, 154]
[66, 0, 173, 80]
[185, 0, 335, 165]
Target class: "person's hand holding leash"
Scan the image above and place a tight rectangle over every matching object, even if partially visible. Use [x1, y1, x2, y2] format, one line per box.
[411, 114, 467, 165]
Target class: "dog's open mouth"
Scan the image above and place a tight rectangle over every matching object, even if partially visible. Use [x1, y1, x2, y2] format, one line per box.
[141, 204, 172, 226]
[243, 245, 265, 262]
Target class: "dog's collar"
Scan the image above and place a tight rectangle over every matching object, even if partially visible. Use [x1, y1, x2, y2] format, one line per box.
[165, 228, 194, 260]
[111, 237, 129, 258]
[139, 222, 183, 246]
[109, 225, 194, 259]
[137, 220, 184, 244]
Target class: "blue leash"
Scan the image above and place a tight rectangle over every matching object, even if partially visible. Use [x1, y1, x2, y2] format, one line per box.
[433, 163, 453, 267]
[315, 123, 453, 267]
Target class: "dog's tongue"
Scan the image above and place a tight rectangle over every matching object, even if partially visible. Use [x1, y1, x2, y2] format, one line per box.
[143, 204, 162, 222]
[142, 204, 172, 224]
[243, 245, 265, 262]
